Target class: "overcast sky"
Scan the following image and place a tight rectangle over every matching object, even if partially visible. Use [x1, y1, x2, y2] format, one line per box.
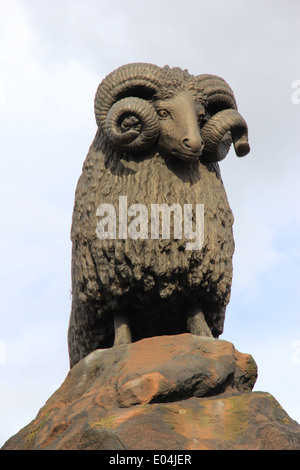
[1, 0, 300, 447]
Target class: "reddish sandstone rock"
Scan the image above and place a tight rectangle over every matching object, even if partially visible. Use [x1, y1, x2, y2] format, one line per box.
[2, 334, 300, 450]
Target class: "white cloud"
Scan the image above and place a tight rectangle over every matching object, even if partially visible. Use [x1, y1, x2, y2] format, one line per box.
[0, 81, 6, 105]
[251, 336, 300, 426]
[0, 0, 34, 60]
[0, 341, 6, 365]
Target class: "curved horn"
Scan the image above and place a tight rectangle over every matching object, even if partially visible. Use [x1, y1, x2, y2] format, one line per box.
[94, 63, 162, 151]
[194, 74, 250, 162]
[105, 97, 160, 151]
[200, 109, 250, 162]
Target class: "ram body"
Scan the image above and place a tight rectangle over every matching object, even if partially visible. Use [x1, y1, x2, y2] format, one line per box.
[68, 63, 250, 368]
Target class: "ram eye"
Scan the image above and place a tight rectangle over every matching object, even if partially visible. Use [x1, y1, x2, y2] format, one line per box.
[157, 109, 170, 119]
[197, 113, 205, 124]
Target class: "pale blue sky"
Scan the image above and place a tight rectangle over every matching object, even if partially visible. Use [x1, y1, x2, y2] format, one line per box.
[1, 0, 299, 446]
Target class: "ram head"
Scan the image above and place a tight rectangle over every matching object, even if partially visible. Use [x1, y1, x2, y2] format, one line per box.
[94, 62, 250, 163]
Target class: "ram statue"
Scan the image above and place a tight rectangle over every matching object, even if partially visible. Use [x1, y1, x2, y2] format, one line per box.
[68, 62, 250, 368]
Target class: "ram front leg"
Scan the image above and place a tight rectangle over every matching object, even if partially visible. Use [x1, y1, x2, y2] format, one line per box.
[186, 305, 213, 338]
[113, 310, 132, 346]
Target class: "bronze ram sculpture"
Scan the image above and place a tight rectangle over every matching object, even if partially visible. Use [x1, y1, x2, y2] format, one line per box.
[68, 62, 250, 368]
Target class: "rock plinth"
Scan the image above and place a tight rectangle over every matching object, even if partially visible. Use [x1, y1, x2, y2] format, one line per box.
[2, 334, 300, 450]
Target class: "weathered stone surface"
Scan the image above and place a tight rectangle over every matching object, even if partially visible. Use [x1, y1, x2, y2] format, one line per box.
[2, 334, 300, 450]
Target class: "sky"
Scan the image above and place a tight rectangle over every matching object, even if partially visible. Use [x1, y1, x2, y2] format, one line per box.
[0, 0, 300, 447]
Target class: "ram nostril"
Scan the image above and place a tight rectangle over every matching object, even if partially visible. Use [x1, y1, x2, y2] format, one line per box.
[182, 138, 191, 149]
[182, 137, 204, 153]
